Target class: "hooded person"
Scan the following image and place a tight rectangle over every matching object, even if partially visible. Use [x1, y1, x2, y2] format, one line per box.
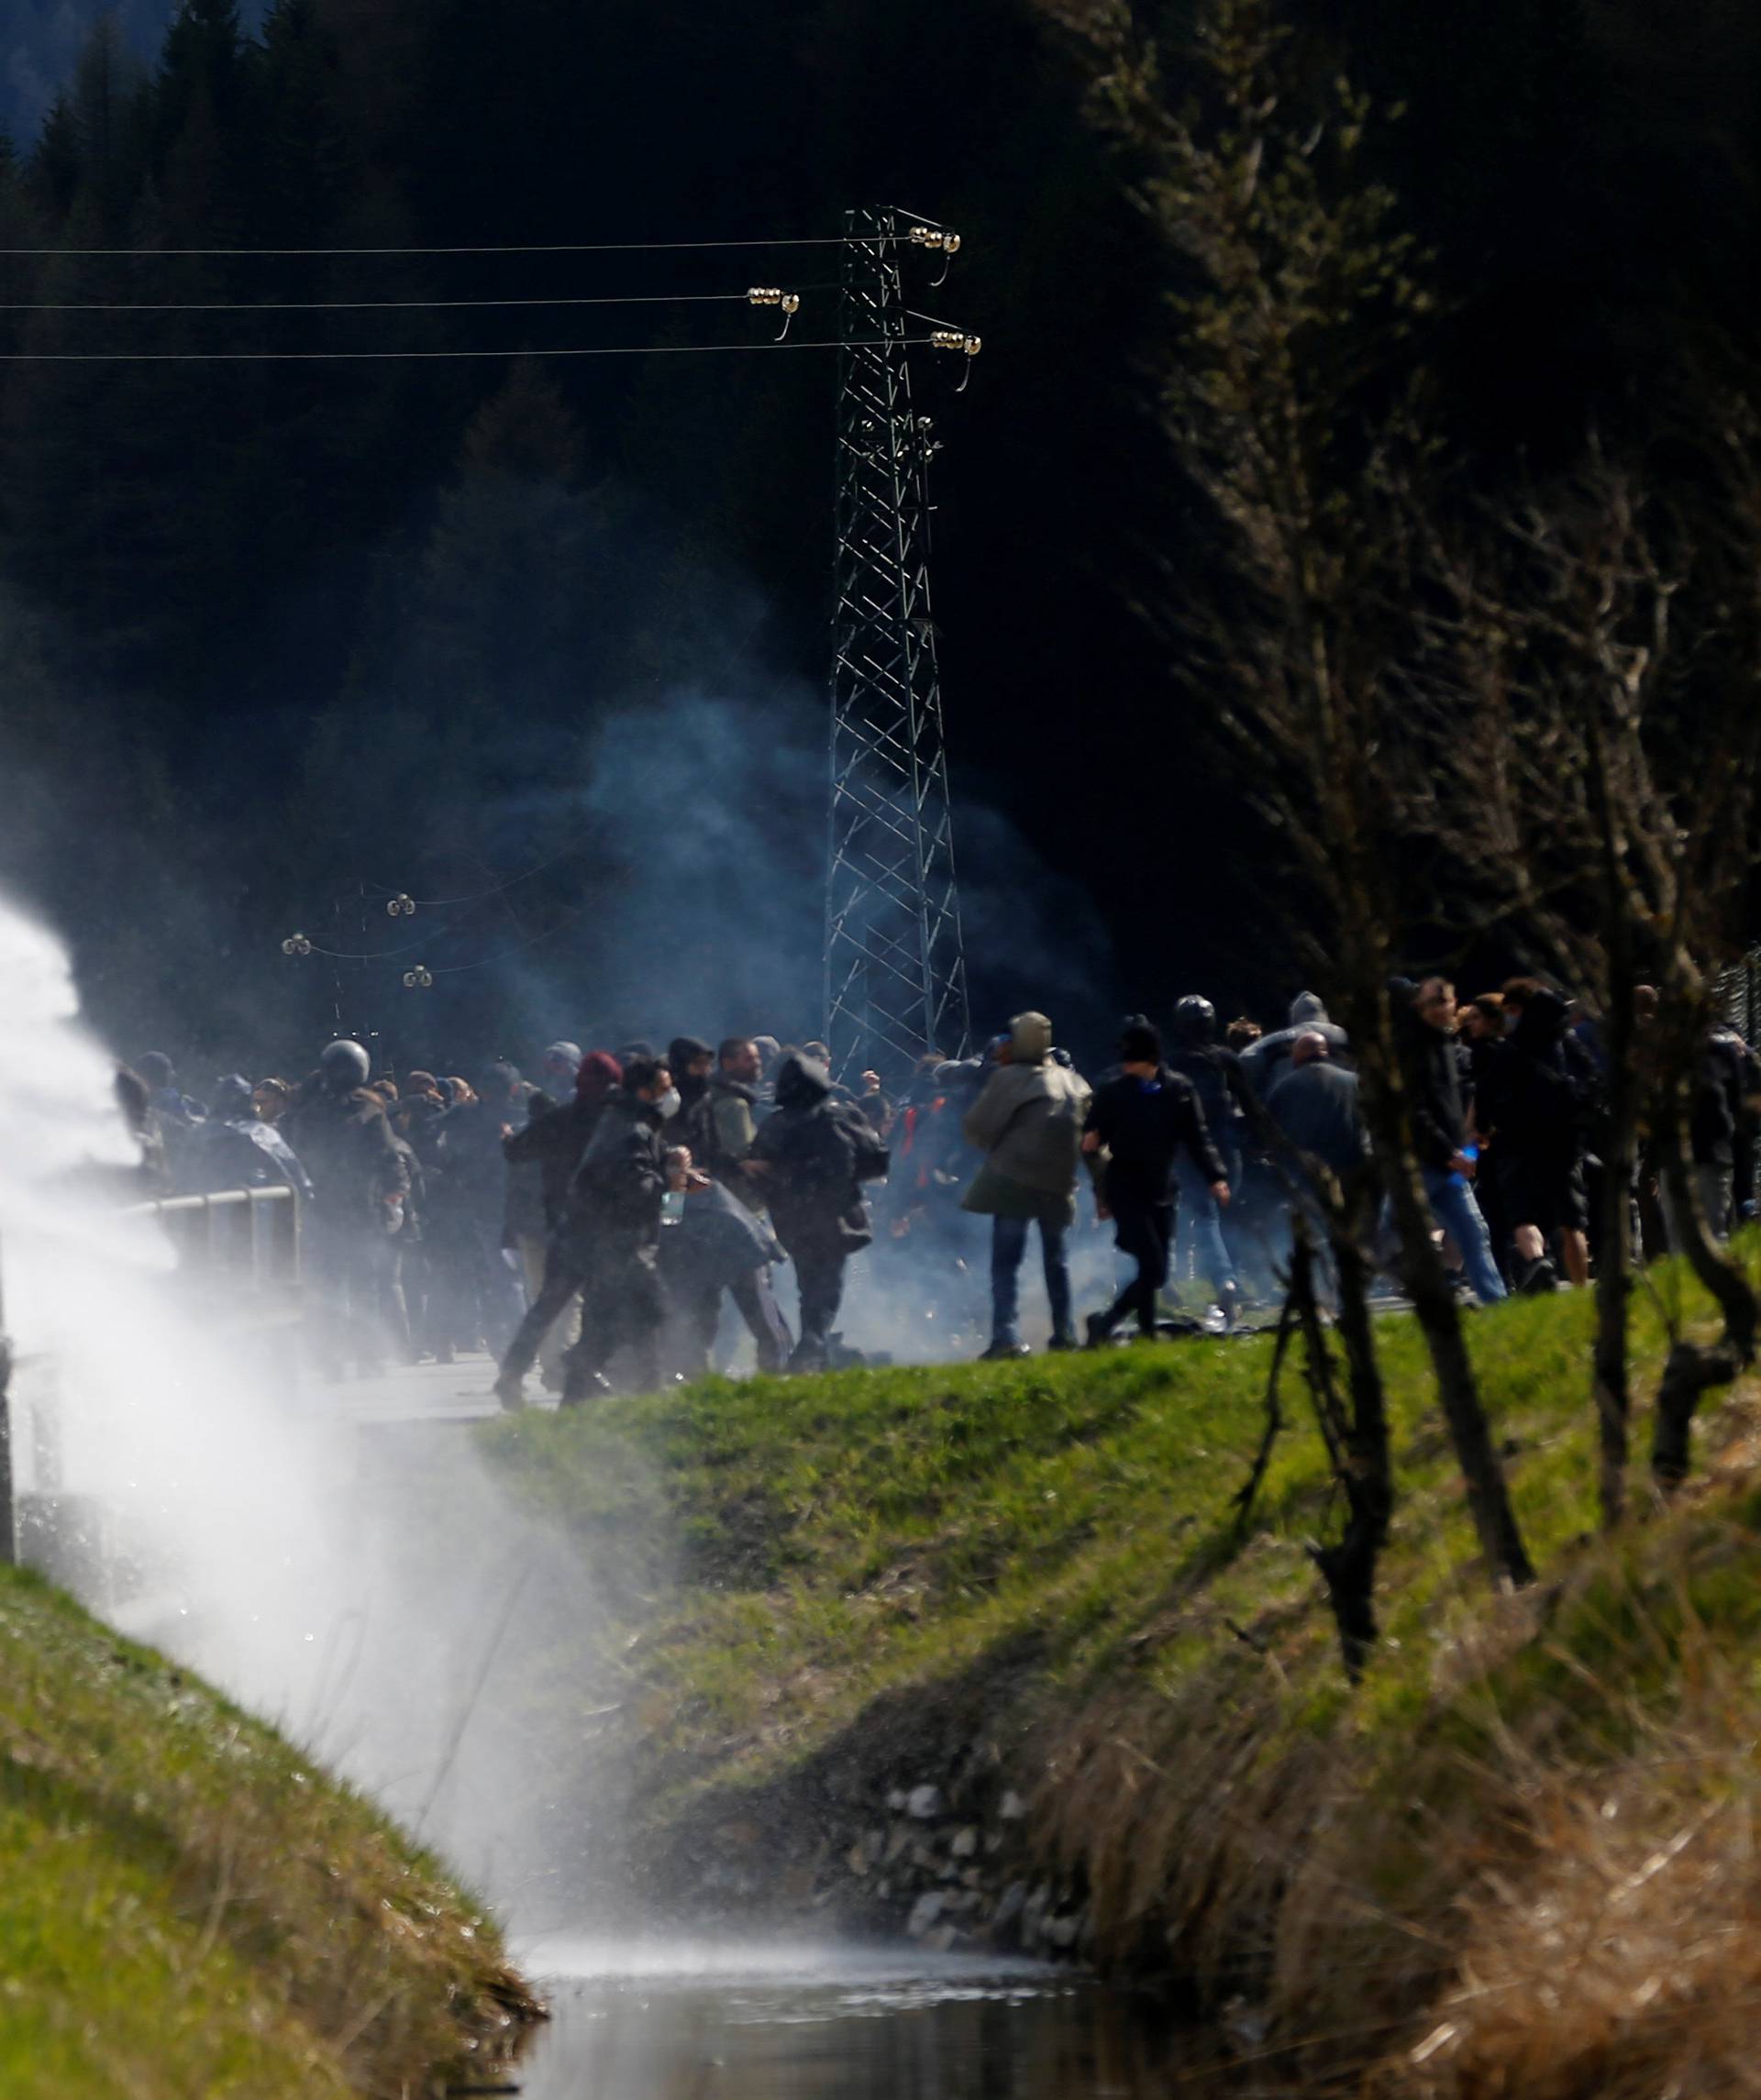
[667, 1036, 716, 1122]
[539, 1040, 584, 1097]
[284, 1040, 411, 1376]
[1478, 984, 1597, 1290]
[960, 1012, 1091, 1357]
[750, 1050, 889, 1371]
[494, 1051, 623, 1401]
[496, 1056, 681, 1405]
[1082, 1020, 1231, 1342]
[1238, 993, 1351, 1095]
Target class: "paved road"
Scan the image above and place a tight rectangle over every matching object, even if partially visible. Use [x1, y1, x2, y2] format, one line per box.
[324, 1354, 517, 1425]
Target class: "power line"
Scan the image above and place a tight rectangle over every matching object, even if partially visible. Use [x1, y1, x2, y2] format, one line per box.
[0, 335, 943, 362]
[0, 235, 865, 259]
[0, 289, 837, 314]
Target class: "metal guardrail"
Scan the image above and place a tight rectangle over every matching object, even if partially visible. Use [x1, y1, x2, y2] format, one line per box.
[0, 1184, 305, 1570]
[117, 1183, 304, 1302]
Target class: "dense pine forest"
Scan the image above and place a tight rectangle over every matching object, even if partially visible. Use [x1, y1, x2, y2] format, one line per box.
[1, 0, 1756, 1068]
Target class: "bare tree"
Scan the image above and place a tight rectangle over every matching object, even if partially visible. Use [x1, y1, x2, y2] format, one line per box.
[1042, 0, 1534, 1588]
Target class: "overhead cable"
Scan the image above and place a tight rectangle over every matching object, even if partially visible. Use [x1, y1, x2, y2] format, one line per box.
[0, 335, 939, 362]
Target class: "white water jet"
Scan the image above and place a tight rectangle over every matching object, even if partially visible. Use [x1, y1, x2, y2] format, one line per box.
[0, 894, 613, 1927]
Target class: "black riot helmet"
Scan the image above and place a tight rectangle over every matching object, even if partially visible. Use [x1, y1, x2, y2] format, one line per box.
[318, 1039, 371, 1093]
[1172, 996, 1217, 1044]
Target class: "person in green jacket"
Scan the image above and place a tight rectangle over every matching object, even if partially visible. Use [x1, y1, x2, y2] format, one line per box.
[961, 1011, 1091, 1359]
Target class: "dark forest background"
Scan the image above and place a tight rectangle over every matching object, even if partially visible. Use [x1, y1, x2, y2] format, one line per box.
[0, 0, 1757, 1079]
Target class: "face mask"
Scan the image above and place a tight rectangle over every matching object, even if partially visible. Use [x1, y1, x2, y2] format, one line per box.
[655, 1088, 682, 1121]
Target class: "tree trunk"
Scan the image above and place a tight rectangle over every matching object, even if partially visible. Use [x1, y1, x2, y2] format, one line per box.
[1290, 1232, 1383, 1679]
[1383, 1153, 1535, 1587]
[1591, 1138, 1634, 1526]
[1650, 1104, 1758, 1489]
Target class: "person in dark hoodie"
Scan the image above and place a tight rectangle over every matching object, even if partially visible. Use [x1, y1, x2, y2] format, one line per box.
[750, 1049, 889, 1371]
[1237, 993, 1350, 1097]
[1479, 984, 1597, 1290]
[668, 1036, 715, 1124]
[1082, 1019, 1233, 1342]
[554, 1055, 684, 1401]
[1164, 997, 1251, 1313]
[1400, 979, 1509, 1304]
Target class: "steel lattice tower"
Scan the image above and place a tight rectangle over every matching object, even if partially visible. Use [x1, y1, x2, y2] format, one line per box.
[825, 207, 972, 1086]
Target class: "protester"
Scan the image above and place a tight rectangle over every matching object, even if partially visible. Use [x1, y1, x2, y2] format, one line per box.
[958, 1012, 1091, 1358]
[551, 1055, 684, 1401]
[283, 1040, 411, 1376]
[688, 1036, 796, 1366]
[1674, 1024, 1761, 1246]
[1478, 985, 1596, 1290]
[1082, 1019, 1231, 1343]
[1400, 979, 1509, 1305]
[1165, 996, 1249, 1314]
[430, 1061, 529, 1360]
[750, 1049, 889, 1371]
[1238, 993, 1350, 1097]
[658, 1155, 792, 1379]
[667, 1036, 715, 1123]
[1266, 1031, 1368, 1186]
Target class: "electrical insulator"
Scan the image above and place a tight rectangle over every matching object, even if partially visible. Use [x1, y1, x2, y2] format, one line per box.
[908, 227, 961, 256]
[282, 934, 313, 957]
[402, 967, 433, 989]
[387, 893, 416, 918]
[930, 330, 982, 358]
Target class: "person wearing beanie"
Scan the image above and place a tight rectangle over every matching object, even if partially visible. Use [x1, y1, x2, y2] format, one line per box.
[539, 1041, 583, 1095]
[960, 1011, 1092, 1358]
[1083, 1019, 1234, 1342]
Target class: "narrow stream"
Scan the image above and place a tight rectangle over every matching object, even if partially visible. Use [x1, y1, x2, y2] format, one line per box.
[515, 1938, 1203, 2100]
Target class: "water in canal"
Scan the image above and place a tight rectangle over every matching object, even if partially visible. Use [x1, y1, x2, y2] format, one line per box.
[515, 1936, 1208, 2100]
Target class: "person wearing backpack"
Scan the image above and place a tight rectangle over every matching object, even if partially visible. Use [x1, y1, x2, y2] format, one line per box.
[749, 1049, 889, 1372]
[960, 1011, 1092, 1358]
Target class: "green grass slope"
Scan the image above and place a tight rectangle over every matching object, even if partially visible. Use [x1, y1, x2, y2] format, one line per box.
[479, 1248, 1761, 2094]
[0, 1569, 538, 2100]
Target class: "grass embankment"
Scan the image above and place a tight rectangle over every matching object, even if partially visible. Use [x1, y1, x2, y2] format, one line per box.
[481, 1247, 1761, 2095]
[0, 1568, 539, 2100]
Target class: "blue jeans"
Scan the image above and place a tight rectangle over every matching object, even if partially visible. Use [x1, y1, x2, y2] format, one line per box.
[1174, 1156, 1236, 1295]
[991, 1214, 1072, 1345]
[1420, 1165, 1508, 1305]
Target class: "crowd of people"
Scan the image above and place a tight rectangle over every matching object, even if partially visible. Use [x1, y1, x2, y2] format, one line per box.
[112, 974, 1760, 1398]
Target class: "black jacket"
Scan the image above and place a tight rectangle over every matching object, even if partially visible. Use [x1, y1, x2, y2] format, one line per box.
[1084, 1067, 1226, 1209]
[1401, 1013, 1469, 1173]
[284, 1084, 408, 1225]
[1692, 1032, 1761, 1168]
[567, 1090, 670, 1246]
[1164, 1042, 1249, 1158]
[1478, 990, 1598, 1168]
[751, 1053, 888, 1254]
[505, 1093, 604, 1228]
